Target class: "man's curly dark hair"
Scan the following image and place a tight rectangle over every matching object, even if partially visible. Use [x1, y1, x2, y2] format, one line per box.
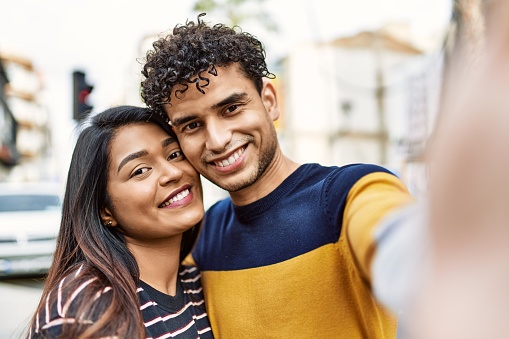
[141, 13, 275, 116]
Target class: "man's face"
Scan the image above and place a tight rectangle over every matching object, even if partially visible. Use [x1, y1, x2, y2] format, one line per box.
[165, 64, 280, 195]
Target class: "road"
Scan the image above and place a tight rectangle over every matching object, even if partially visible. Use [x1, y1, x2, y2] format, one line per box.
[0, 277, 44, 339]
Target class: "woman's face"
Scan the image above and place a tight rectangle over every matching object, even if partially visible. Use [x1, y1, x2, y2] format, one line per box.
[102, 122, 203, 245]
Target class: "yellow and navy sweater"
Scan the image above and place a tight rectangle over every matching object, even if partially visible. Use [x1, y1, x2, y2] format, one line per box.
[188, 163, 413, 338]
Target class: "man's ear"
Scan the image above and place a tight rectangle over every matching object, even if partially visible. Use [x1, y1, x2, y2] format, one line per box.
[99, 207, 117, 227]
[261, 79, 280, 121]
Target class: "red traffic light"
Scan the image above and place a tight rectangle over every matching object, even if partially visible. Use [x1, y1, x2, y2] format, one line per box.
[73, 71, 94, 120]
[78, 89, 91, 104]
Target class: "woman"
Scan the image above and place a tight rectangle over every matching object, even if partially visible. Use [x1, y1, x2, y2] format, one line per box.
[26, 106, 213, 338]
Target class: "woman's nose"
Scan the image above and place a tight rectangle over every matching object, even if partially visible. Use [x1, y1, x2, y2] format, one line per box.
[159, 161, 183, 186]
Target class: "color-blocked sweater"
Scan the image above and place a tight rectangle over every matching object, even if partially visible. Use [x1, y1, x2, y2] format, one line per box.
[189, 163, 413, 338]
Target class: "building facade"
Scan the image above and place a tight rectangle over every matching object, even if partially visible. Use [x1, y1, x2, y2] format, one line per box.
[0, 58, 19, 173]
[0, 52, 54, 182]
[279, 26, 432, 169]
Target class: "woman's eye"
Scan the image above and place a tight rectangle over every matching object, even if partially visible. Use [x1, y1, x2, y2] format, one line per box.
[168, 150, 185, 160]
[131, 167, 150, 177]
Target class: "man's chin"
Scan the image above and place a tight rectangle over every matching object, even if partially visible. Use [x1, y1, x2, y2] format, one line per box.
[208, 174, 257, 193]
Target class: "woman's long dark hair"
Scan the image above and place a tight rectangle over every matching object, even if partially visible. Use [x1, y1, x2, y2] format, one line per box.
[26, 105, 200, 338]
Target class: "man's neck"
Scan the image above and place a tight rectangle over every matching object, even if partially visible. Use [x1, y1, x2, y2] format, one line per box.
[230, 152, 300, 206]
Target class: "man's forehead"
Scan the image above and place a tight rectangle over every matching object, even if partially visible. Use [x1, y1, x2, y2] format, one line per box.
[169, 64, 244, 98]
[164, 65, 253, 117]
[169, 80, 210, 102]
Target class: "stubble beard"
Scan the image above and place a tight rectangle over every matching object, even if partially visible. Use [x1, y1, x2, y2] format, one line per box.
[206, 132, 278, 193]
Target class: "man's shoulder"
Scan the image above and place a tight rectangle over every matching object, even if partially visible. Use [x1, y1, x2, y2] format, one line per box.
[204, 196, 232, 220]
[303, 162, 395, 180]
[338, 163, 395, 176]
[299, 163, 398, 198]
[207, 196, 232, 210]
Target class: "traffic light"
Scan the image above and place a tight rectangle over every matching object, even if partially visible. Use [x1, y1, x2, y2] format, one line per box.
[72, 71, 94, 120]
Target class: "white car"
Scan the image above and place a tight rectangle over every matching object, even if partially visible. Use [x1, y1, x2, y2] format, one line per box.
[0, 181, 63, 277]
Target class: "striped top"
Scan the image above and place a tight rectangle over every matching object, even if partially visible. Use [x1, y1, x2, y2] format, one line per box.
[29, 264, 213, 338]
[139, 266, 213, 339]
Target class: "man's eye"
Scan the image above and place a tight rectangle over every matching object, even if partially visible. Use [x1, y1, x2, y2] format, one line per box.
[225, 104, 239, 114]
[184, 121, 201, 131]
[168, 150, 185, 160]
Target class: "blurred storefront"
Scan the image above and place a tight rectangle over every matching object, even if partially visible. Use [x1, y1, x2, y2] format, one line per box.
[0, 52, 55, 182]
[0, 58, 19, 170]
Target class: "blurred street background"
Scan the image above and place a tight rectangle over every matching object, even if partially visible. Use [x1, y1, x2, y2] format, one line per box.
[0, 0, 455, 337]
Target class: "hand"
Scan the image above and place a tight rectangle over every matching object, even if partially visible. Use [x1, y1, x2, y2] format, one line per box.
[408, 2, 509, 337]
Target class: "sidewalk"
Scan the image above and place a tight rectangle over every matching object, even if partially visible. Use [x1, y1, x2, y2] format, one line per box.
[0, 282, 42, 339]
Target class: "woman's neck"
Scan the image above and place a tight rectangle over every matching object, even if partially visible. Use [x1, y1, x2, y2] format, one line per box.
[127, 235, 182, 296]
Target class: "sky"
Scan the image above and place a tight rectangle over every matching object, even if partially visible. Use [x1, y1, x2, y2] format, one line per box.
[0, 0, 452, 180]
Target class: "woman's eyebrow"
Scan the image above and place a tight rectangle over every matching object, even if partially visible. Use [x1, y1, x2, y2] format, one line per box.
[117, 150, 148, 173]
[162, 137, 177, 148]
[117, 137, 176, 173]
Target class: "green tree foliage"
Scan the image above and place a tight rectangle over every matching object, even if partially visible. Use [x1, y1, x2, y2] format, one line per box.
[192, 0, 278, 32]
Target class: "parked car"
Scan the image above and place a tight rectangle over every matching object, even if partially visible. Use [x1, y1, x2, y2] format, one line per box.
[0, 181, 63, 278]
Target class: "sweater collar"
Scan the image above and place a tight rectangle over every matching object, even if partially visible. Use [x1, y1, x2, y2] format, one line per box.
[232, 164, 310, 222]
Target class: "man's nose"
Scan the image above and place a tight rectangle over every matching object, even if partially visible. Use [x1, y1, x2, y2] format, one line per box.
[205, 119, 232, 152]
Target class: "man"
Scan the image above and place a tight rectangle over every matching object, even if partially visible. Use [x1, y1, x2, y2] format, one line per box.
[141, 14, 414, 338]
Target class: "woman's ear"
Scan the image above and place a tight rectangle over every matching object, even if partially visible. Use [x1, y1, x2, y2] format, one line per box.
[261, 79, 280, 121]
[100, 207, 117, 227]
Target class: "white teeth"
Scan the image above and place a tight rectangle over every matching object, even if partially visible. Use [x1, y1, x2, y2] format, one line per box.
[160, 189, 190, 207]
[214, 148, 244, 167]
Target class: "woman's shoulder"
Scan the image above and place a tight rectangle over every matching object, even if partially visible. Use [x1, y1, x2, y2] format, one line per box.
[178, 265, 203, 290]
[49, 264, 112, 303]
[29, 264, 113, 337]
[179, 265, 201, 281]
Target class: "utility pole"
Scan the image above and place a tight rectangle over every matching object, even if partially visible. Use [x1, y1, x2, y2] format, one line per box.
[374, 31, 388, 165]
[439, 0, 485, 125]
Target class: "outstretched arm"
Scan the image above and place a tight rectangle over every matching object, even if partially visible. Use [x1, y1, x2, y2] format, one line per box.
[375, 1, 509, 337]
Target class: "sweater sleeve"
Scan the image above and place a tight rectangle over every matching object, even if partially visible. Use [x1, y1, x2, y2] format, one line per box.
[343, 172, 415, 282]
[372, 201, 430, 314]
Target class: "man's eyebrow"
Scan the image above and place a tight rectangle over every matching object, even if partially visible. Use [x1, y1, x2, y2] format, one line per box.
[117, 150, 148, 173]
[211, 92, 248, 110]
[170, 92, 249, 127]
[171, 115, 198, 128]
